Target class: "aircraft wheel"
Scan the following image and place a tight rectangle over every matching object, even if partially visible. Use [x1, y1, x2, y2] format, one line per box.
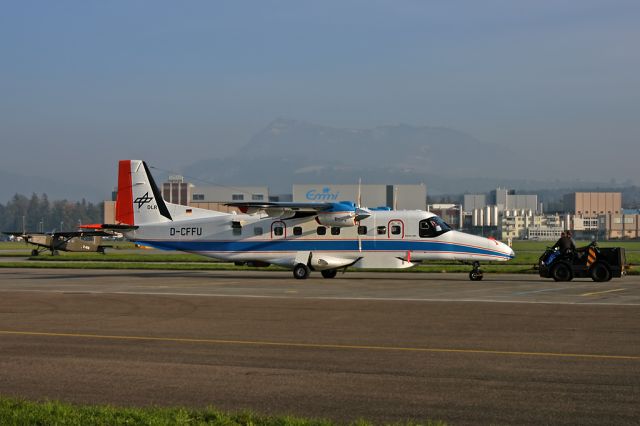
[31, 249, 39, 256]
[469, 270, 483, 281]
[590, 263, 611, 282]
[293, 263, 311, 280]
[321, 269, 338, 279]
[551, 262, 573, 282]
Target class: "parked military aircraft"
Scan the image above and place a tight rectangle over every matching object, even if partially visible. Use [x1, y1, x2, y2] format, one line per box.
[86, 160, 514, 280]
[2, 231, 111, 256]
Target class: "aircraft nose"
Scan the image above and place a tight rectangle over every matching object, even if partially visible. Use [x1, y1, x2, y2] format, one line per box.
[492, 240, 515, 259]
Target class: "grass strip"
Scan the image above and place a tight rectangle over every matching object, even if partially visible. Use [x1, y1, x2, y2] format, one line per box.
[0, 397, 445, 426]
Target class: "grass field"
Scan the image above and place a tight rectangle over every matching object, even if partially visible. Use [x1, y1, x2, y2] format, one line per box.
[0, 397, 444, 426]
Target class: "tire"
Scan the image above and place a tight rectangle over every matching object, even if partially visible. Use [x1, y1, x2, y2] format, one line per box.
[321, 269, 337, 279]
[469, 270, 483, 281]
[590, 263, 611, 282]
[551, 262, 573, 282]
[293, 263, 310, 280]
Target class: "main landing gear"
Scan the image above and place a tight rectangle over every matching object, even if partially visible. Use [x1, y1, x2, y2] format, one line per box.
[293, 264, 339, 280]
[293, 263, 311, 280]
[469, 261, 483, 281]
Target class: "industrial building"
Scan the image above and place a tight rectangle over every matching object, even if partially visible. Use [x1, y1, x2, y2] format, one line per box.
[499, 210, 567, 241]
[564, 192, 622, 216]
[598, 210, 640, 239]
[292, 184, 427, 210]
[161, 175, 269, 213]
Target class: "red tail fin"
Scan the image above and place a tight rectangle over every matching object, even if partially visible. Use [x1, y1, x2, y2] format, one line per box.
[116, 160, 134, 225]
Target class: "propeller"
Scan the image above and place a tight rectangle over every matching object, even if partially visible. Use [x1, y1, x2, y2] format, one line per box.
[354, 178, 371, 221]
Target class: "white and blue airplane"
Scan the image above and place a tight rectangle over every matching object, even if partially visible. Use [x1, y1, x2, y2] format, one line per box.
[87, 160, 514, 280]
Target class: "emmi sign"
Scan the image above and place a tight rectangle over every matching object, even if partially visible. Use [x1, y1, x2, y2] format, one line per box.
[305, 187, 340, 201]
[293, 184, 428, 211]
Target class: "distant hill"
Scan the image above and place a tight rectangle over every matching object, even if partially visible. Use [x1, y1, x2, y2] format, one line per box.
[184, 118, 616, 195]
[186, 118, 512, 193]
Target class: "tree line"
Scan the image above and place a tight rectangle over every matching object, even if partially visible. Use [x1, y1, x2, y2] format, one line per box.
[0, 193, 104, 233]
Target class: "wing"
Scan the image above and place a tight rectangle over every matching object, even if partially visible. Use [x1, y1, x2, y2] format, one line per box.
[2, 231, 28, 237]
[226, 201, 371, 225]
[52, 230, 114, 238]
[226, 202, 333, 214]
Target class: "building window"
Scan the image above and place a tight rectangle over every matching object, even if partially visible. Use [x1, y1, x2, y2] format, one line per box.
[357, 226, 367, 235]
[273, 226, 284, 236]
[252, 194, 264, 201]
[232, 194, 244, 201]
[317, 226, 327, 235]
[293, 226, 302, 236]
[377, 226, 387, 235]
[193, 194, 205, 201]
[331, 227, 341, 235]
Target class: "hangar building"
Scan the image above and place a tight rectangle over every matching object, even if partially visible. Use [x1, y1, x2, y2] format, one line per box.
[292, 184, 427, 210]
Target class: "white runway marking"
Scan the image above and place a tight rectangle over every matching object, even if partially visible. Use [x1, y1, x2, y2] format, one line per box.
[0, 288, 638, 306]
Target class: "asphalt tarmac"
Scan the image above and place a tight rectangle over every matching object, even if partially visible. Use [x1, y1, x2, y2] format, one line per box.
[1, 268, 639, 425]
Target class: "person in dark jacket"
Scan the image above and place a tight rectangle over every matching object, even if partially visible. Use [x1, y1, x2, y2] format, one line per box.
[552, 230, 576, 254]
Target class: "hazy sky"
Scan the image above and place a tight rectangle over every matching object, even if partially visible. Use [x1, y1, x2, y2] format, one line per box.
[1, 0, 639, 195]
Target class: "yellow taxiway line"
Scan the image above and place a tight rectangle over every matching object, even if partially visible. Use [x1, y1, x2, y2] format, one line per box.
[1, 330, 638, 361]
[581, 288, 626, 297]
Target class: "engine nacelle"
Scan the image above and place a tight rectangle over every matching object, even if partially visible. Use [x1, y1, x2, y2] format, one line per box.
[315, 203, 371, 227]
[315, 212, 357, 227]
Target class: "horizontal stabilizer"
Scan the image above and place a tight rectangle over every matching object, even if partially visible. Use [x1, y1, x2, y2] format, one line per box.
[80, 223, 139, 231]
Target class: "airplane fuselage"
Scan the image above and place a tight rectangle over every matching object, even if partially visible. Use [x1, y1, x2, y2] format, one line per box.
[126, 209, 514, 270]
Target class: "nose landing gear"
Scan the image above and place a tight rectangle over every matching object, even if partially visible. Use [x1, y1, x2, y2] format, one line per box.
[469, 261, 483, 281]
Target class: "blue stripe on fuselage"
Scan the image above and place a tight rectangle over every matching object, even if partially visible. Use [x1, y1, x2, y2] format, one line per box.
[134, 239, 513, 259]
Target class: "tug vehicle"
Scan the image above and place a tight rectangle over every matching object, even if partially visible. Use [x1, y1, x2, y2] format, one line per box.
[538, 242, 626, 282]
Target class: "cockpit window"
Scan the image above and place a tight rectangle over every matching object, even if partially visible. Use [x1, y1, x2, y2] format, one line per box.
[419, 217, 451, 238]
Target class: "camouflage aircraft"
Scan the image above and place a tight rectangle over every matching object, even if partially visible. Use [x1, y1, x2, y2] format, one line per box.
[2, 231, 112, 256]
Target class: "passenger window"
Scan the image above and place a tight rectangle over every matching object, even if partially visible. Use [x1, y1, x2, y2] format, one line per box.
[391, 225, 402, 235]
[357, 225, 367, 235]
[317, 226, 327, 235]
[331, 227, 341, 235]
[273, 226, 284, 236]
[377, 226, 386, 235]
[233, 228, 242, 236]
[293, 226, 302, 236]
[254, 227, 263, 236]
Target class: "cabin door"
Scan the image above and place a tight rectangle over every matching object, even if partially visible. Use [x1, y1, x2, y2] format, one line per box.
[387, 220, 404, 240]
